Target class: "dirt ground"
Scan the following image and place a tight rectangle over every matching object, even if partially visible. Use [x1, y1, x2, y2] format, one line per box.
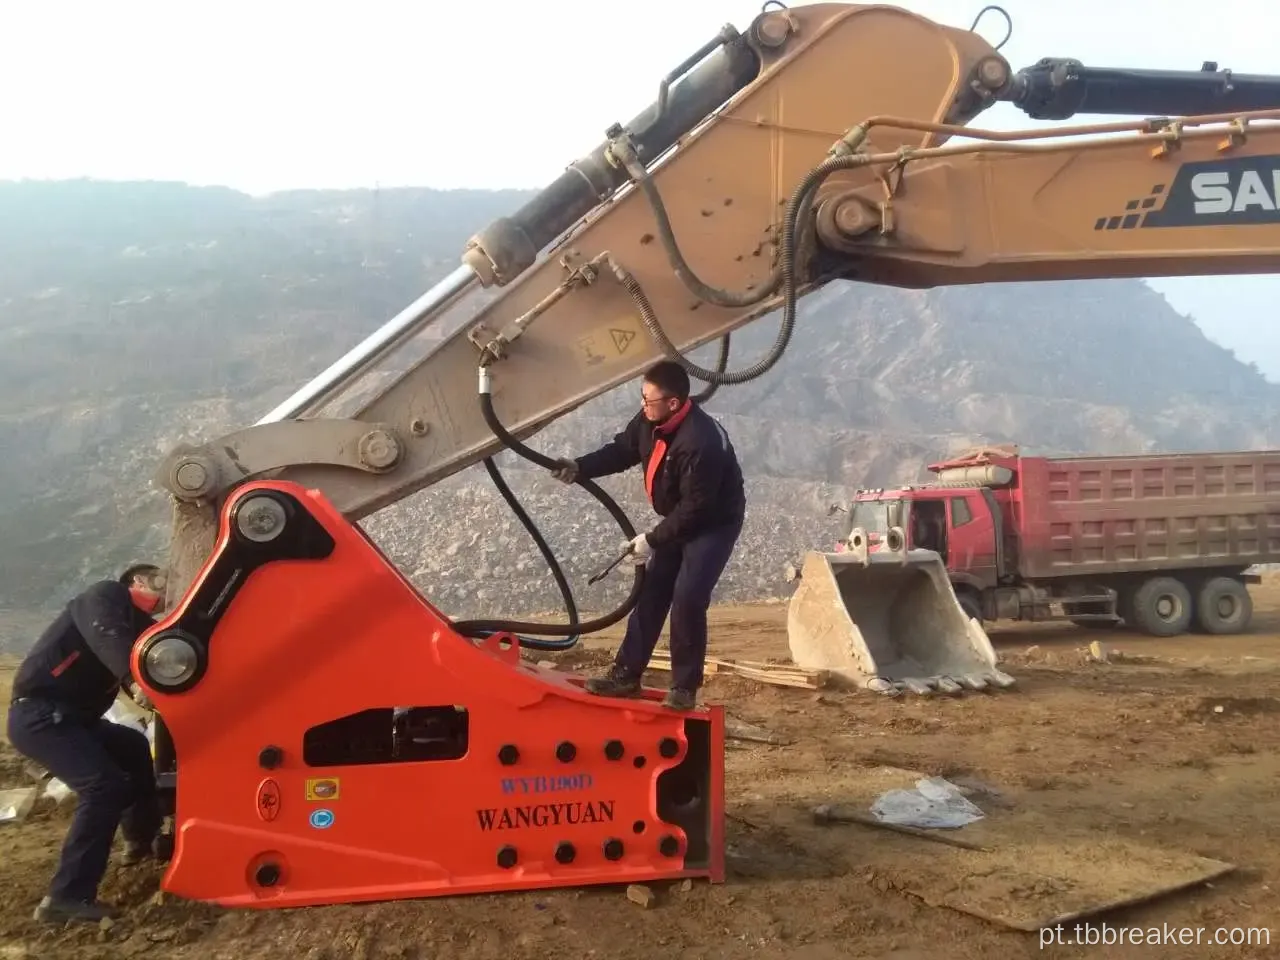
[3, 579, 1280, 960]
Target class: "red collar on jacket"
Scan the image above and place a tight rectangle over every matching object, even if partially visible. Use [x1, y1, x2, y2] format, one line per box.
[644, 399, 693, 502]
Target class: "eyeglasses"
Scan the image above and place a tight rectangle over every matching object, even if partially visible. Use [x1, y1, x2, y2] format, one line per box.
[641, 394, 674, 407]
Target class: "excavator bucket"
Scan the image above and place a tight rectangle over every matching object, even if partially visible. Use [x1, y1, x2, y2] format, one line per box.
[785, 527, 1015, 696]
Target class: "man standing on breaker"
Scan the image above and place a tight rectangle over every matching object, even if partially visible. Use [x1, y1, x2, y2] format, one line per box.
[550, 359, 745, 710]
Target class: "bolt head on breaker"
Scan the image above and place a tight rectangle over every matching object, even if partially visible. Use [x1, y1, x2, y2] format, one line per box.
[234, 494, 288, 543]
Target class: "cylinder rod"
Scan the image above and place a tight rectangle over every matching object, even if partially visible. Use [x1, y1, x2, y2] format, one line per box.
[1007, 58, 1280, 121]
[462, 27, 761, 284]
[257, 262, 479, 424]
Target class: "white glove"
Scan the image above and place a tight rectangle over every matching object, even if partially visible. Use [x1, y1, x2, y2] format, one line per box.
[625, 534, 652, 563]
[551, 459, 578, 484]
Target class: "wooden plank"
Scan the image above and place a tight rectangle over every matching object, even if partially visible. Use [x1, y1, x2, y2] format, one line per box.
[890, 835, 1235, 932]
[829, 784, 1240, 933]
[647, 650, 829, 689]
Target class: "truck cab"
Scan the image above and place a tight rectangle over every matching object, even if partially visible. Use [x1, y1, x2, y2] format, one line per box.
[835, 450, 1027, 623]
[845, 486, 1005, 593]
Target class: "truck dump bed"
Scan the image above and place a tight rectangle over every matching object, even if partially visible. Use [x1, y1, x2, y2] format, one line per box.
[1013, 450, 1280, 579]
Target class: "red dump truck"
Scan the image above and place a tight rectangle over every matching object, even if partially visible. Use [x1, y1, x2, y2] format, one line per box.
[841, 447, 1280, 636]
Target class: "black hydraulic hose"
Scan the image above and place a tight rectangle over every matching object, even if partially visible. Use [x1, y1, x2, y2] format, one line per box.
[616, 172, 825, 386]
[452, 376, 646, 643]
[690, 333, 731, 405]
[630, 163, 783, 310]
[467, 456, 583, 651]
[458, 330, 724, 651]
[622, 153, 864, 387]
[451, 155, 860, 648]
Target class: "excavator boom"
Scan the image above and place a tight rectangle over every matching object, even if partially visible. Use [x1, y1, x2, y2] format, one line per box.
[156, 3, 1280, 600]
[130, 2, 1280, 909]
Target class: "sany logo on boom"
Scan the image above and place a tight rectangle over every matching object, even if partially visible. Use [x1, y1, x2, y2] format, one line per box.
[1190, 169, 1280, 215]
[1094, 155, 1280, 231]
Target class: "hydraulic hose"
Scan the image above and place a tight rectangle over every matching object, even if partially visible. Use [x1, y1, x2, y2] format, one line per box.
[451, 370, 647, 646]
[469, 456, 583, 651]
[617, 171, 825, 386]
[451, 153, 857, 650]
[455, 327, 725, 652]
[690, 332, 731, 404]
[621, 149, 783, 310]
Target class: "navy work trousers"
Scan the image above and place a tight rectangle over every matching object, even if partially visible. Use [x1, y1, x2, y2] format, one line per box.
[616, 519, 742, 690]
[6, 697, 161, 902]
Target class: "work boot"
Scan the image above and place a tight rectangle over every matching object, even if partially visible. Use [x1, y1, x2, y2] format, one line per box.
[584, 666, 641, 698]
[33, 896, 118, 924]
[119, 840, 153, 866]
[662, 687, 697, 711]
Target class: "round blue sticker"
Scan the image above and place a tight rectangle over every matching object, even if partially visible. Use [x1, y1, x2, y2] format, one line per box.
[309, 808, 335, 829]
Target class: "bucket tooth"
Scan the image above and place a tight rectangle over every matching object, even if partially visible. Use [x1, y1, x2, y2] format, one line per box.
[866, 677, 900, 696]
[786, 527, 1014, 696]
[935, 677, 963, 696]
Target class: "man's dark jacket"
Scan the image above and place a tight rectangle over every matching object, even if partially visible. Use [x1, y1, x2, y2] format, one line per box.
[11, 580, 154, 720]
[575, 402, 745, 548]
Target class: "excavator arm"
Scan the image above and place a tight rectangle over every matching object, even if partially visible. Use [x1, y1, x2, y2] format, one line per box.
[127, 2, 1280, 909]
[154, 2, 1280, 604]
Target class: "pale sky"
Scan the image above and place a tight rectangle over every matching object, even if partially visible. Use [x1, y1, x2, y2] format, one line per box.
[3, 0, 1279, 377]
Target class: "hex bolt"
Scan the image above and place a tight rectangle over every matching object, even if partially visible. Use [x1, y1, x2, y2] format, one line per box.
[173, 460, 210, 494]
[498, 744, 519, 765]
[556, 741, 577, 763]
[258, 745, 283, 769]
[604, 739, 624, 760]
[497, 845, 518, 869]
[659, 834, 680, 857]
[555, 842, 576, 864]
[658, 737, 679, 759]
[236, 495, 287, 543]
[357, 429, 401, 470]
[754, 11, 792, 46]
[602, 838, 624, 861]
[977, 55, 1010, 89]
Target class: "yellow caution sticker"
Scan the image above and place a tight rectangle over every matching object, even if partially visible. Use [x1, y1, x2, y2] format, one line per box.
[573, 316, 644, 368]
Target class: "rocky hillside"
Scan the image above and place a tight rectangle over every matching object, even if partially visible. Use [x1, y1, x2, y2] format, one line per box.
[2, 180, 1278, 648]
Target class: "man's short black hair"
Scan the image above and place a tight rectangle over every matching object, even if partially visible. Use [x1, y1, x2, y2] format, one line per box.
[119, 563, 162, 585]
[643, 360, 691, 402]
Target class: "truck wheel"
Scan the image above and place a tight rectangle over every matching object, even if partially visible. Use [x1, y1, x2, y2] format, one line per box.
[1130, 577, 1193, 637]
[1194, 577, 1252, 634]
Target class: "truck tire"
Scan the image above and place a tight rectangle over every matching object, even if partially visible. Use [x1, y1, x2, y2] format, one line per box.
[1130, 576, 1193, 637]
[1194, 576, 1252, 634]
